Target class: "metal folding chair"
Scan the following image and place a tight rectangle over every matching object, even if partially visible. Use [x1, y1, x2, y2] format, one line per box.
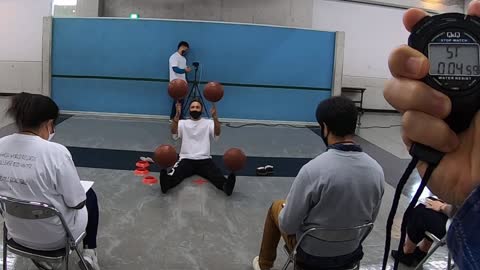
[414, 231, 454, 270]
[282, 222, 374, 270]
[0, 195, 89, 270]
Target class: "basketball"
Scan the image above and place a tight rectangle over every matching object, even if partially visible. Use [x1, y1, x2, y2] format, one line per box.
[223, 148, 246, 172]
[203, 82, 224, 102]
[168, 79, 188, 100]
[154, 144, 178, 168]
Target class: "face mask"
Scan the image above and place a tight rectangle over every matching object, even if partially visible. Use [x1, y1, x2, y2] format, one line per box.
[47, 125, 55, 141]
[181, 50, 188, 56]
[190, 110, 201, 119]
[320, 123, 329, 146]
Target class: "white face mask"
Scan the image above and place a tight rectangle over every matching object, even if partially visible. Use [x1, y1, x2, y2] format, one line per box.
[47, 124, 55, 141]
[48, 132, 55, 141]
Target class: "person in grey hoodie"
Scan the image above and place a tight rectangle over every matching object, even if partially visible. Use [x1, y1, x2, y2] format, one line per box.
[252, 96, 385, 270]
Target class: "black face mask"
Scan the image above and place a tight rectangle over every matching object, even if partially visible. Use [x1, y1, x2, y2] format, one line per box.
[320, 123, 329, 146]
[181, 50, 188, 56]
[190, 110, 201, 119]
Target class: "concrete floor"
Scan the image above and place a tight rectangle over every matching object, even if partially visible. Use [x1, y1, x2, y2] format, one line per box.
[0, 113, 451, 270]
[356, 113, 409, 160]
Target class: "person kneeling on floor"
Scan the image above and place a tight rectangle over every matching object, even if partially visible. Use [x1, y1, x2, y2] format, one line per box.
[252, 96, 385, 270]
[160, 98, 236, 196]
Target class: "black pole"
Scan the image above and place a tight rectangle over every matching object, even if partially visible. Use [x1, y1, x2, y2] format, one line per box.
[182, 66, 209, 118]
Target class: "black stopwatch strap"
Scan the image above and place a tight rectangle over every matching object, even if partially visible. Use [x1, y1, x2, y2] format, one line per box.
[409, 143, 444, 166]
[383, 142, 444, 270]
[393, 165, 434, 270]
[382, 157, 419, 270]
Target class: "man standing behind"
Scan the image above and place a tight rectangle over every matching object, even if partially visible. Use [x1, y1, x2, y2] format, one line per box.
[169, 41, 191, 121]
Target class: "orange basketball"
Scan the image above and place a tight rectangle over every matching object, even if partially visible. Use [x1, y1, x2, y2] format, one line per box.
[168, 79, 188, 100]
[203, 82, 224, 102]
[154, 145, 177, 168]
[223, 148, 246, 172]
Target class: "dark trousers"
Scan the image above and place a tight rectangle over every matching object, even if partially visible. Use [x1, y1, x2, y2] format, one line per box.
[84, 189, 99, 249]
[170, 99, 184, 120]
[407, 204, 448, 243]
[296, 246, 363, 270]
[163, 158, 227, 190]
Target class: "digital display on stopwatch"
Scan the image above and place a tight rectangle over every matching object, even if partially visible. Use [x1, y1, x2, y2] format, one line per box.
[429, 43, 480, 76]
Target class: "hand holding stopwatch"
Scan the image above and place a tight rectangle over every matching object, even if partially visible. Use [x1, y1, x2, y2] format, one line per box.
[410, 13, 480, 135]
[383, 13, 480, 270]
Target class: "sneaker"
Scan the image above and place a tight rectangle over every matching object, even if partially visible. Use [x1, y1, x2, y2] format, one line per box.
[81, 249, 100, 270]
[414, 246, 428, 264]
[140, 157, 155, 163]
[159, 169, 170, 194]
[265, 165, 274, 175]
[252, 256, 262, 270]
[391, 249, 416, 267]
[256, 167, 267, 176]
[223, 173, 236, 196]
[256, 165, 274, 176]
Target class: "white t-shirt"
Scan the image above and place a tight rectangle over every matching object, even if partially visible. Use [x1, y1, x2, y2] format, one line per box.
[178, 118, 215, 160]
[0, 134, 87, 250]
[169, 51, 187, 82]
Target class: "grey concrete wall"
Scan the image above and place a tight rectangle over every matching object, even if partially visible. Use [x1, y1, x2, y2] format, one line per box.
[76, 0, 102, 17]
[103, 0, 313, 28]
[0, 0, 50, 98]
[53, 5, 76, 17]
[350, 0, 464, 12]
[102, 0, 465, 26]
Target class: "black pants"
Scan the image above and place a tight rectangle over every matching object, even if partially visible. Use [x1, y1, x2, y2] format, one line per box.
[84, 189, 99, 249]
[296, 246, 364, 270]
[407, 204, 448, 243]
[170, 99, 184, 120]
[163, 158, 227, 191]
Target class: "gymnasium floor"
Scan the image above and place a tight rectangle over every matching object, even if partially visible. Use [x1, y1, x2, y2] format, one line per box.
[0, 113, 450, 270]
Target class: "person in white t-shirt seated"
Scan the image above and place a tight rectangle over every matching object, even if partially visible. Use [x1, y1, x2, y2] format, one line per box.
[169, 41, 192, 121]
[0, 93, 100, 270]
[160, 99, 236, 196]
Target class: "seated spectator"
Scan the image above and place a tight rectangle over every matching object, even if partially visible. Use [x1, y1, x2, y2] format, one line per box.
[252, 96, 385, 270]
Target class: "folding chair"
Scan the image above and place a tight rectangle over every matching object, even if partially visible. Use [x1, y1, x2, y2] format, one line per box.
[0, 195, 89, 270]
[282, 222, 374, 270]
[415, 219, 455, 270]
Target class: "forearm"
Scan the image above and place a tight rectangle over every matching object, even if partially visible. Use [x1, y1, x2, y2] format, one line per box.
[279, 191, 306, 234]
[171, 113, 180, 134]
[213, 117, 221, 136]
[172, 67, 186, 74]
[441, 204, 456, 218]
[278, 168, 311, 234]
[278, 204, 304, 234]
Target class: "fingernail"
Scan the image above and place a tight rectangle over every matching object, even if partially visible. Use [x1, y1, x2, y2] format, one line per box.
[405, 57, 424, 76]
